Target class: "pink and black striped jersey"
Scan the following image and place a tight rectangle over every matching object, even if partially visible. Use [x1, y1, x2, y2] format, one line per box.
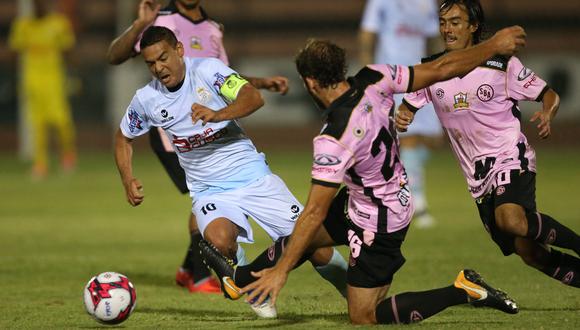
[311, 64, 415, 234]
[404, 54, 548, 198]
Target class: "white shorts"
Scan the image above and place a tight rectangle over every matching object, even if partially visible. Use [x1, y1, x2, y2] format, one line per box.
[192, 174, 302, 244]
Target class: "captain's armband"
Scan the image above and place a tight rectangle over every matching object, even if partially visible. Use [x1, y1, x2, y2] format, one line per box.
[220, 74, 249, 102]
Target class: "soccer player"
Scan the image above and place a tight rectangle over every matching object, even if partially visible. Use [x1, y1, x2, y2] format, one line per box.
[199, 25, 527, 324]
[396, 0, 580, 288]
[107, 0, 292, 294]
[8, 0, 76, 179]
[359, 0, 443, 228]
[114, 26, 347, 318]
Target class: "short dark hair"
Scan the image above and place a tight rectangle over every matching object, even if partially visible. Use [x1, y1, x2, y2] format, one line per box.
[295, 39, 347, 88]
[139, 26, 178, 50]
[440, 0, 486, 44]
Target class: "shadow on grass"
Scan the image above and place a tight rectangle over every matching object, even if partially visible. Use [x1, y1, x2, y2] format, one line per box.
[137, 306, 347, 327]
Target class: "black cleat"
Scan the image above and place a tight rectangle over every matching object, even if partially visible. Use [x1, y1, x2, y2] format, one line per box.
[199, 240, 242, 300]
[454, 269, 519, 314]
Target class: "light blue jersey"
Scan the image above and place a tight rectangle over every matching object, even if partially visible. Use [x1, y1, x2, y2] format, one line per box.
[120, 57, 270, 198]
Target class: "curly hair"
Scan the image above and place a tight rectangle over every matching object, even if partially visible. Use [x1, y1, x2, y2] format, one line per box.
[295, 39, 347, 88]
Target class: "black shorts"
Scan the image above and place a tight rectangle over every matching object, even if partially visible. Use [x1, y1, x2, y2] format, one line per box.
[323, 187, 408, 288]
[149, 128, 188, 194]
[476, 170, 537, 256]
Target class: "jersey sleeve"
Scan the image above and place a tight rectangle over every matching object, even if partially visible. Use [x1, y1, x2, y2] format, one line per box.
[506, 56, 549, 102]
[199, 58, 249, 103]
[368, 64, 414, 94]
[360, 0, 382, 32]
[119, 95, 151, 139]
[403, 88, 430, 112]
[311, 135, 355, 188]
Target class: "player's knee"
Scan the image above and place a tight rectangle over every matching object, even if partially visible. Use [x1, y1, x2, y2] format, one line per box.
[309, 247, 333, 266]
[203, 221, 238, 258]
[495, 205, 527, 236]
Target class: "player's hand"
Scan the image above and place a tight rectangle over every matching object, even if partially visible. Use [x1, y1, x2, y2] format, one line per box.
[491, 26, 526, 56]
[240, 266, 289, 306]
[124, 178, 144, 206]
[191, 103, 221, 125]
[257, 76, 289, 95]
[136, 0, 161, 27]
[395, 107, 415, 132]
[530, 110, 552, 139]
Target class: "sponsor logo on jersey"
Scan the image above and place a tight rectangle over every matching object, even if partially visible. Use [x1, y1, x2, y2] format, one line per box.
[190, 36, 202, 50]
[435, 88, 445, 99]
[160, 109, 174, 123]
[517, 67, 533, 81]
[453, 92, 469, 109]
[362, 102, 373, 113]
[486, 60, 504, 70]
[291, 205, 300, 214]
[523, 75, 538, 88]
[314, 154, 341, 166]
[353, 127, 365, 138]
[477, 84, 494, 102]
[128, 108, 143, 133]
[172, 127, 228, 152]
[213, 72, 226, 90]
[496, 185, 506, 196]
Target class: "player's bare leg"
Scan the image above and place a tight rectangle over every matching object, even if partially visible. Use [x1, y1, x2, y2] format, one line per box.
[203, 217, 240, 259]
[347, 285, 389, 324]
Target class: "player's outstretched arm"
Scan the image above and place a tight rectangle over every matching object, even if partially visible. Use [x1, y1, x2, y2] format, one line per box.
[240, 184, 338, 306]
[411, 26, 527, 91]
[530, 88, 560, 139]
[245, 76, 290, 95]
[107, 0, 160, 65]
[114, 129, 144, 206]
[191, 83, 265, 125]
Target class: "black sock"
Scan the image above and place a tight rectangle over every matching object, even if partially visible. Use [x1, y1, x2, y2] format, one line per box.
[526, 212, 580, 255]
[181, 231, 211, 282]
[234, 236, 312, 287]
[375, 286, 467, 324]
[539, 249, 580, 288]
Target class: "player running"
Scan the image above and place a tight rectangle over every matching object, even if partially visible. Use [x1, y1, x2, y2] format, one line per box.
[396, 0, 580, 288]
[200, 23, 526, 324]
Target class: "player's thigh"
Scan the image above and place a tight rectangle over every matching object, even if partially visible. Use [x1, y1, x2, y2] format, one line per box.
[239, 174, 303, 240]
[347, 284, 390, 324]
[193, 195, 250, 243]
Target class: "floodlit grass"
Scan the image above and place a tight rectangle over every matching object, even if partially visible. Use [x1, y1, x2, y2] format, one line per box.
[0, 147, 578, 329]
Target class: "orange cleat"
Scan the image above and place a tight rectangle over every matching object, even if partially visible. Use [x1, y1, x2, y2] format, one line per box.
[176, 268, 221, 294]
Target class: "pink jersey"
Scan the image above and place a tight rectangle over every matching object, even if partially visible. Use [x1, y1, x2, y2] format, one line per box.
[135, 5, 228, 64]
[404, 55, 548, 198]
[312, 64, 415, 233]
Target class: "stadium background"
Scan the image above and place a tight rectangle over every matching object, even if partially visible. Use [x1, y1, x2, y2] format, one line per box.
[0, 0, 579, 328]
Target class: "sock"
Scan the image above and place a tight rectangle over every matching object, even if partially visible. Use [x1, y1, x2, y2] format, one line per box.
[401, 145, 429, 212]
[181, 231, 212, 282]
[234, 236, 311, 287]
[539, 249, 580, 288]
[526, 212, 580, 255]
[314, 248, 348, 298]
[235, 243, 248, 266]
[375, 286, 467, 324]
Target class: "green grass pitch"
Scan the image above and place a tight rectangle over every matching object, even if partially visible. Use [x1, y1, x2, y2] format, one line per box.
[0, 147, 578, 329]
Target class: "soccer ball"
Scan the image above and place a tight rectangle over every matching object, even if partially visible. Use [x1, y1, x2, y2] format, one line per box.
[83, 272, 136, 324]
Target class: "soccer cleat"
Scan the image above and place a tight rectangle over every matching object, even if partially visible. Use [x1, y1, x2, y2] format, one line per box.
[454, 269, 519, 314]
[175, 269, 222, 294]
[249, 295, 278, 318]
[199, 240, 243, 300]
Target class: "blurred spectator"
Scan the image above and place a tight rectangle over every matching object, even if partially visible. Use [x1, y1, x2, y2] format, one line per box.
[8, 0, 76, 179]
[359, 0, 443, 228]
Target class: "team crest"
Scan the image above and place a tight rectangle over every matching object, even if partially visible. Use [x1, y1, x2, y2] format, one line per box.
[127, 108, 143, 133]
[190, 36, 202, 50]
[197, 87, 212, 104]
[453, 92, 469, 109]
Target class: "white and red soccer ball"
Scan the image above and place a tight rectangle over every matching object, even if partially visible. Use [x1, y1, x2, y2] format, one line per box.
[83, 272, 136, 324]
